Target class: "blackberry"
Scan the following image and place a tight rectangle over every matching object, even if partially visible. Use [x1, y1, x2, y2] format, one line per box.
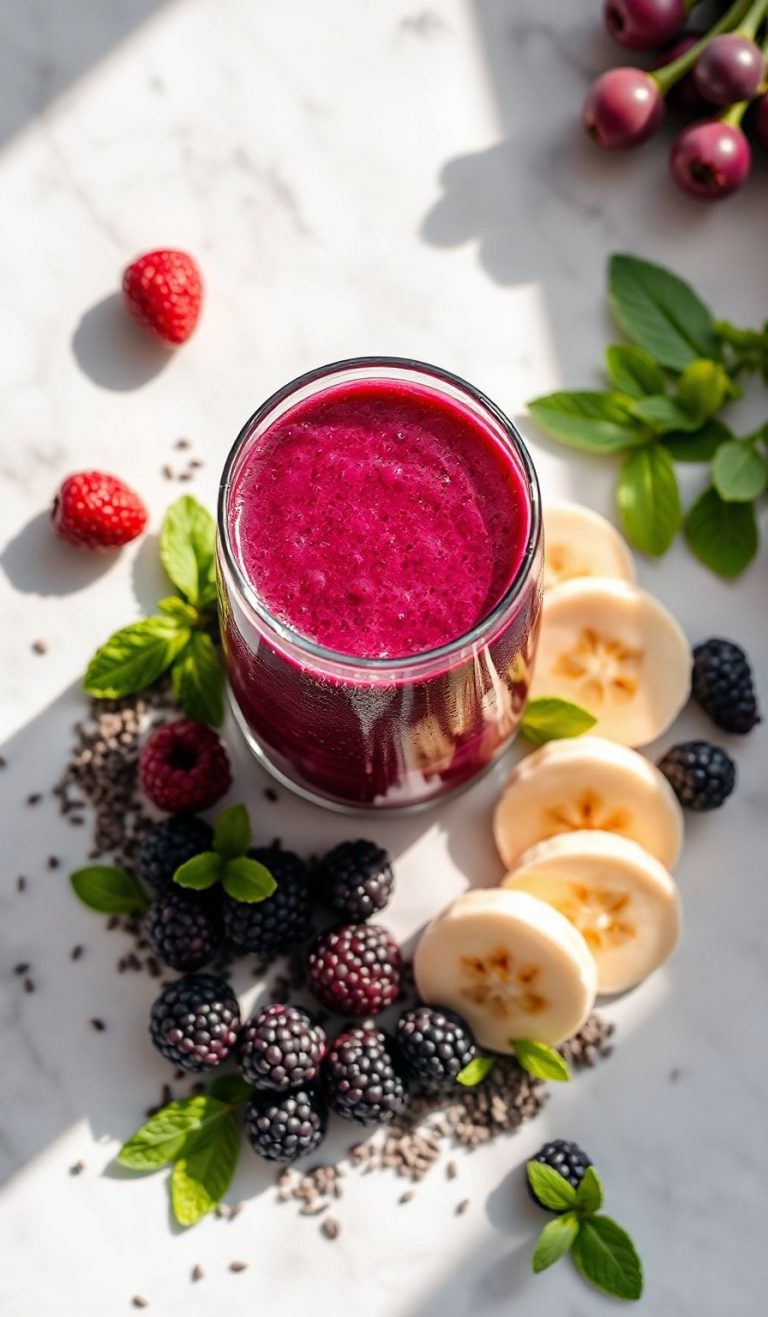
[138, 815, 213, 898]
[692, 638, 760, 734]
[395, 1005, 477, 1090]
[144, 894, 221, 972]
[528, 1140, 592, 1209]
[238, 1004, 326, 1092]
[244, 1086, 327, 1163]
[222, 847, 313, 955]
[149, 973, 240, 1072]
[324, 1026, 407, 1126]
[658, 741, 736, 811]
[316, 839, 394, 922]
[306, 923, 401, 1016]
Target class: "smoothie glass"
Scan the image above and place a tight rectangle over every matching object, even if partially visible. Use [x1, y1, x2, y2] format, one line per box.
[217, 358, 543, 811]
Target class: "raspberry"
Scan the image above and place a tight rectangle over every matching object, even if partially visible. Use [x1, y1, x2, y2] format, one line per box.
[122, 249, 202, 346]
[238, 1004, 326, 1092]
[138, 814, 213, 897]
[658, 741, 736, 811]
[316, 839, 394, 922]
[692, 638, 761, 734]
[139, 719, 231, 812]
[306, 924, 401, 1017]
[245, 1086, 327, 1163]
[51, 471, 147, 549]
[323, 1026, 407, 1125]
[149, 973, 240, 1072]
[144, 894, 221, 972]
[528, 1140, 592, 1210]
[395, 1005, 477, 1090]
[222, 847, 313, 955]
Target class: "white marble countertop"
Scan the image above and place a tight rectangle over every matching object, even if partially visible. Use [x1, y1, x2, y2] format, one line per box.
[1, 2, 766, 1314]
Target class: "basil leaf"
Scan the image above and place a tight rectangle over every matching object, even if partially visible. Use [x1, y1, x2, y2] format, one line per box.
[605, 344, 666, 398]
[571, 1214, 644, 1301]
[662, 418, 732, 462]
[609, 253, 720, 370]
[528, 392, 651, 454]
[70, 866, 148, 915]
[158, 596, 201, 626]
[676, 359, 729, 422]
[160, 496, 217, 607]
[118, 1096, 230, 1171]
[526, 1162, 578, 1212]
[213, 804, 251, 860]
[171, 631, 224, 726]
[574, 1166, 604, 1216]
[84, 617, 189, 699]
[170, 1109, 240, 1226]
[711, 441, 768, 503]
[531, 1212, 580, 1273]
[513, 1040, 570, 1082]
[222, 856, 277, 904]
[684, 487, 759, 578]
[174, 852, 224, 891]
[616, 446, 681, 556]
[520, 698, 596, 747]
[629, 395, 701, 434]
[456, 1056, 496, 1087]
[209, 1074, 253, 1105]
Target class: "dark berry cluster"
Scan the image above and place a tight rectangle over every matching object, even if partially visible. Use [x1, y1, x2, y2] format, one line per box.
[222, 847, 313, 955]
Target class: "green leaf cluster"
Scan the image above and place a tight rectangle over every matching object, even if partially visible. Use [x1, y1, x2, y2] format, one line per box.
[83, 496, 225, 723]
[528, 254, 766, 578]
[174, 803, 277, 904]
[528, 1162, 643, 1301]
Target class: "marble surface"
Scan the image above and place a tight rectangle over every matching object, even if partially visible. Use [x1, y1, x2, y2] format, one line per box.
[1, 1, 767, 1313]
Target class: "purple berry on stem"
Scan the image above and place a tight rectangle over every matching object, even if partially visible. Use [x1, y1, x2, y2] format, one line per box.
[583, 67, 664, 148]
[604, 0, 686, 51]
[693, 34, 764, 106]
[669, 119, 751, 199]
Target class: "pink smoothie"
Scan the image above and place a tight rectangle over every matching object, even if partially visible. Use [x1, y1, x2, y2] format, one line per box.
[230, 379, 530, 658]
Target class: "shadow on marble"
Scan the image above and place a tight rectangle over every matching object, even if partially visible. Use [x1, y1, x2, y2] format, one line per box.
[131, 533, 170, 615]
[72, 293, 172, 391]
[0, 511, 120, 596]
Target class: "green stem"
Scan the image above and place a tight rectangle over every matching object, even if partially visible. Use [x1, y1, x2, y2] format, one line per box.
[739, 0, 768, 39]
[653, 0, 754, 94]
[720, 98, 750, 126]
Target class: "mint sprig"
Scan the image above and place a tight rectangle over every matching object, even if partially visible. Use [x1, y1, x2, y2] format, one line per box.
[173, 803, 277, 904]
[520, 698, 596, 747]
[83, 495, 225, 723]
[512, 1039, 570, 1082]
[456, 1055, 497, 1087]
[70, 865, 149, 915]
[527, 1159, 643, 1301]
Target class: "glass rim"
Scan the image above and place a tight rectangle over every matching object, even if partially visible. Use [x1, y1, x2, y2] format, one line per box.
[217, 355, 542, 673]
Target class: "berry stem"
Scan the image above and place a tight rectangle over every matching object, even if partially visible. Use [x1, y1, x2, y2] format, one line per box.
[653, 0, 755, 93]
[738, 0, 768, 40]
[720, 97, 750, 125]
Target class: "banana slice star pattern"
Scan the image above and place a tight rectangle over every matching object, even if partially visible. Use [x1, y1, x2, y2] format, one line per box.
[493, 735, 683, 871]
[543, 501, 636, 591]
[503, 831, 681, 994]
[413, 887, 597, 1051]
[529, 578, 691, 747]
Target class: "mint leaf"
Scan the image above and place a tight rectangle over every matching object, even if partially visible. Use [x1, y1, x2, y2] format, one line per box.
[528, 392, 651, 455]
[117, 1096, 229, 1171]
[711, 441, 768, 503]
[532, 1212, 580, 1273]
[575, 1166, 604, 1216]
[629, 395, 701, 434]
[571, 1214, 643, 1301]
[456, 1056, 496, 1087]
[209, 1074, 253, 1105]
[158, 596, 200, 626]
[605, 344, 666, 399]
[70, 866, 148, 915]
[684, 487, 759, 578]
[171, 631, 224, 726]
[616, 446, 681, 556]
[662, 418, 732, 462]
[676, 359, 729, 422]
[160, 495, 217, 608]
[174, 852, 224, 891]
[170, 1109, 240, 1226]
[527, 1162, 578, 1212]
[513, 1039, 571, 1082]
[213, 804, 251, 860]
[84, 617, 189, 699]
[521, 698, 596, 747]
[609, 253, 720, 370]
[222, 856, 277, 904]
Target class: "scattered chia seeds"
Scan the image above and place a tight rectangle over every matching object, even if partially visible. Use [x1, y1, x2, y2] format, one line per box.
[23, 978, 35, 994]
[16, 876, 26, 893]
[70, 945, 84, 961]
[264, 787, 279, 803]
[31, 639, 48, 655]
[90, 1018, 106, 1032]
[455, 1199, 470, 1215]
[26, 793, 41, 806]
[131, 1298, 149, 1310]
[69, 1161, 85, 1176]
[47, 856, 60, 870]
[191, 1265, 204, 1282]
[321, 1218, 341, 1240]
[229, 1260, 247, 1273]
[13, 962, 30, 976]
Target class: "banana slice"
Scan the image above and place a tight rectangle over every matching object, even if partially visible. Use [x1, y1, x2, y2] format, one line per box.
[544, 501, 636, 591]
[493, 735, 683, 871]
[529, 578, 691, 747]
[503, 831, 681, 994]
[413, 888, 597, 1051]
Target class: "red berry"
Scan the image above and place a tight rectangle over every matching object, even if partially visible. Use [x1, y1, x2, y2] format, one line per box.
[306, 924, 402, 1017]
[669, 121, 751, 200]
[140, 719, 231, 812]
[122, 249, 203, 346]
[51, 471, 148, 550]
[604, 0, 685, 51]
[694, 35, 764, 108]
[583, 68, 664, 149]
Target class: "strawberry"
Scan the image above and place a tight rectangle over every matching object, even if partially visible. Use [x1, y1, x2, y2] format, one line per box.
[122, 249, 203, 346]
[51, 471, 148, 549]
